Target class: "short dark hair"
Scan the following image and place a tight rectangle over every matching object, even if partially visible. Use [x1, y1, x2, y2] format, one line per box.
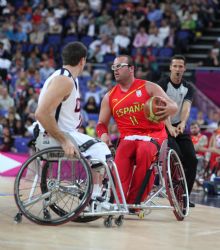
[62, 42, 87, 66]
[117, 54, 134, 66]
[170, 55, 186, 65]
[190, 121, 199, 127]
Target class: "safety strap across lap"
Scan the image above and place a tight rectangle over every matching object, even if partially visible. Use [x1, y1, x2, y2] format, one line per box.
[79, 138, 101, 152]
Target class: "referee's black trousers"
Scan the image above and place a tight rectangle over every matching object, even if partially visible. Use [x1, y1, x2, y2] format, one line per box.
[168, 133, 198, 195]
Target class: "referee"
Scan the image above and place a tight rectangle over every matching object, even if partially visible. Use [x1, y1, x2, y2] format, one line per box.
[157, 55, 198, 207]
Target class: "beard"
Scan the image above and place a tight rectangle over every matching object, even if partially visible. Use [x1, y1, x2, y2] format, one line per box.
[192, 131, 199, 136]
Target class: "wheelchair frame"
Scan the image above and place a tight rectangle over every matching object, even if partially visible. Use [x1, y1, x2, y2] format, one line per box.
[14, 139, 189, 227]
[75, 139, 189, 226]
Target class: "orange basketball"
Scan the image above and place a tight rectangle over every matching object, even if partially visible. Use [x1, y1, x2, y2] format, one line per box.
[144, 96, 167, 122]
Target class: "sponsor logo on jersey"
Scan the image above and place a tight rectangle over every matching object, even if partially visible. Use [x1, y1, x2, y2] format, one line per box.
[136, 90, 142, 97]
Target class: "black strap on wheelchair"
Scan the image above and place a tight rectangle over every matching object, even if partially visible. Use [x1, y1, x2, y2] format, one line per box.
[134, 167, 153, 205]
[29, 123, 40, 148]
[134, 139, 160, 204]
[150, 138, 160, 156]
[33, 124, 40, 140]
[79, 138, 101, 152]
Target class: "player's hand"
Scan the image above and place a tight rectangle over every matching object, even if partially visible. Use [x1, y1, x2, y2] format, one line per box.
[176, 121, 186, 135]
[61, 138, 79, 158]
[167, 125, 178, 137]
[154, 106, 169, 121]
[154, 98, 171, 121]
[101, 133, 112, 146]
[208, 147, 220, 154]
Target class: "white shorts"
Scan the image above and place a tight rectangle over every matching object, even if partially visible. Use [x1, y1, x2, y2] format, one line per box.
[36, 131, 111, 162]
[69, 131, 111, 162]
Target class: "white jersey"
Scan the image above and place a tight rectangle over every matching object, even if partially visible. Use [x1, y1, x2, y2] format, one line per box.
[38, 68, 81, 133]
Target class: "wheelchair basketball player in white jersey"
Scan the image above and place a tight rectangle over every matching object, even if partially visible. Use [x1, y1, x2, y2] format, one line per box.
[35, 42, 112, 201]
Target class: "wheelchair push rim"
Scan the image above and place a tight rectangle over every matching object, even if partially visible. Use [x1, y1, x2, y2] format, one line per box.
[164, 149, 189, 221]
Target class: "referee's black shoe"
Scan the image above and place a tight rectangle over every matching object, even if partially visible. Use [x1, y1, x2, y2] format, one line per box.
[189, 201, 195, 208]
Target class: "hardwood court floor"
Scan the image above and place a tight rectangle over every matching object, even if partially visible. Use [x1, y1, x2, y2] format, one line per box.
[0, 176, 219, 250]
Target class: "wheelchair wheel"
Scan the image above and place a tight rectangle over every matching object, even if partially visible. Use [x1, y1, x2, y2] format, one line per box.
[14, 147, 93, 225]
[163, 149, 189, 221]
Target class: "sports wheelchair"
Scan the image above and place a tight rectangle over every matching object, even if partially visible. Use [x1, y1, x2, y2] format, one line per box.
[14, 134, 189, 227]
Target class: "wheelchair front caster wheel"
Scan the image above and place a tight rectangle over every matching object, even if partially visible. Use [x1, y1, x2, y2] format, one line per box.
[138, 209, 151, 219]
[138, 211, 145, 219]
[14, 212, 22, 223]
[104, 216, 113, 228]
[115, 215, 124, 227]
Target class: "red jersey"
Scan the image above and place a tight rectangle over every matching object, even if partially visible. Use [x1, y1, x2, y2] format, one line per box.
[109, 79, 165, 139]
[191, 133, 208, 156]
[209, 129, 220, 170]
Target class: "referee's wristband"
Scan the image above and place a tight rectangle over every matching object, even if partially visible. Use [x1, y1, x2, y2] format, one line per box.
[96, 123, 108, 138]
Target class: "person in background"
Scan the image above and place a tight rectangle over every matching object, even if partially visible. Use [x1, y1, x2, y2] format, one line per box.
[206, 120, 220, 177]
[0, 126, 14, 152]
[190, 121, 209, 186]
[157, 55, 198, 207]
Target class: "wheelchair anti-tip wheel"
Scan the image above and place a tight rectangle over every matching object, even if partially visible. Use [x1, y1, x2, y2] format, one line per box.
[163, 149, 189, 221]
[14, 147, 93, 225]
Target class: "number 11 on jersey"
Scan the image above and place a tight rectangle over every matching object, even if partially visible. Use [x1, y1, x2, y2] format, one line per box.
[130, 116, 138, 125]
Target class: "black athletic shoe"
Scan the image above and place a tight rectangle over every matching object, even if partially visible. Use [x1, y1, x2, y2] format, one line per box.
[189, 201, 195, 208]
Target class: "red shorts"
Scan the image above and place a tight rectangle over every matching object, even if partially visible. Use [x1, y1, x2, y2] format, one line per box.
[209, 152, 220, 171]
[114, 133, 167, 204]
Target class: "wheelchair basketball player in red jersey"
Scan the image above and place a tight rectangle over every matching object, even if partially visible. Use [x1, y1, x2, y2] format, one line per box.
[96, 55, 178, 205]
